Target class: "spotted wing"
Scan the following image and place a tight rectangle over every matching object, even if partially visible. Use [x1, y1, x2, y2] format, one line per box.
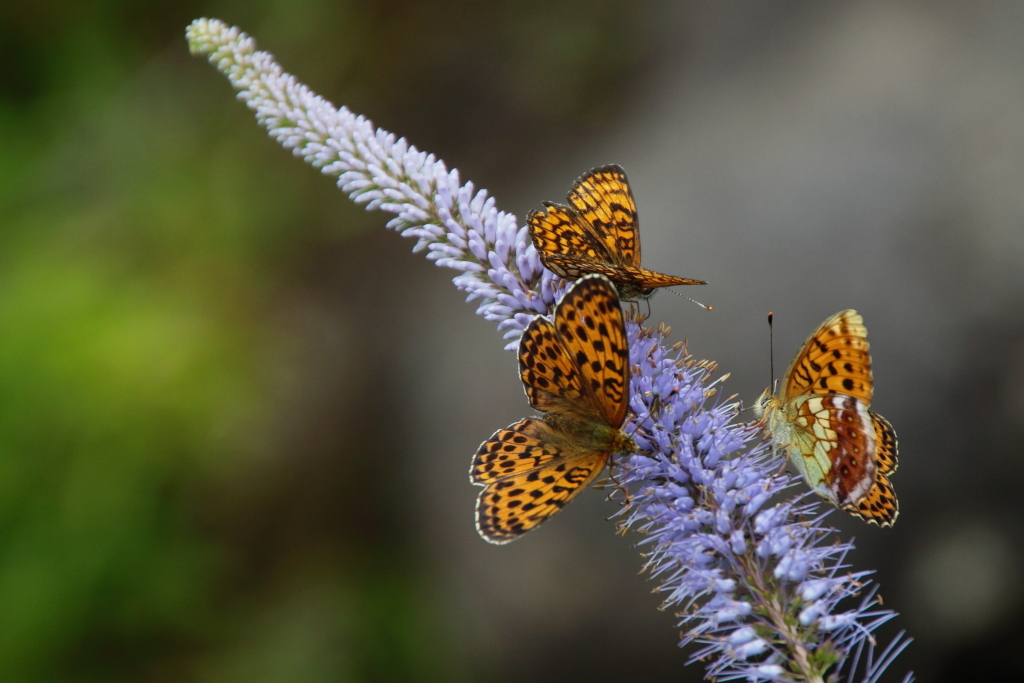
[475, 443, 609, 544]
[536, 255, 630, 286]
[548, 274, 630, 427]
[527, 205, 614, 280]
[470, 418, 568, 485]
[844, 475, 898, 527]
[870, 411, 898, 476]
[566, 164, 640, 267]
[781, 310, 873, 405]
[620, 265, 706, 288]
[518, 315, 597, 422]
[788, 394, 877, 508]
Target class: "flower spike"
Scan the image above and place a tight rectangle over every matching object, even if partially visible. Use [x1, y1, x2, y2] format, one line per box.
[187, 18, 912, 681]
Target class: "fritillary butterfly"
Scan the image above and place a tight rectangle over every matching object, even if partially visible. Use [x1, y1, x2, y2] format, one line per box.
[528, 164, 705, 301]
[469, 274, 636, 543]
[753, 310, 899, 526]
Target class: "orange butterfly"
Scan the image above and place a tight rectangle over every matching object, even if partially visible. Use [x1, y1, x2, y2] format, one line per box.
[528, 164, 705, 301]
[754, 310, 899, 526]
[469, 275, 635, 543]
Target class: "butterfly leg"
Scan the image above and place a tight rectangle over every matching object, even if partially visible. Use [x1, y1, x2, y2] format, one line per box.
[775, 454, 790, 478]
[604, 453, 636, 534]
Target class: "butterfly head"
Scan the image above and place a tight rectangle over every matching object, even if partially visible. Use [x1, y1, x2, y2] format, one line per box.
[613, 429, 638, 456]
[752, 387, 777, 420]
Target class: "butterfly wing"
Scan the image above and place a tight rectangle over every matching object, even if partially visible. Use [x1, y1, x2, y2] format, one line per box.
[473, 276, 631, 544]
[844, 474, 899, 527]
[870, 411, 898, 476]
[781, 310, 873, 405]
[518, 315, 597, 421]
[551, 274, 630, 427]
[527, 205, 614, 280]
[786, 394, 877, 508]
[530, 165, 705, 295]
[470, 418, 567, 484]
[471, 418, 609, 544]
[769, 311, 899, 525]
[536, 255, 632, 286]
[620, 265, 706, 288]
[565, 164, 640, 267]
[519, 274, 629, 428]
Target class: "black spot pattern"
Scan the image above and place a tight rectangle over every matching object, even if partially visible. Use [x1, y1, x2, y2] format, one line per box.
[469, 276, 636, 543]
[525, 165, 705, 301]
[768, 311, 899, 527]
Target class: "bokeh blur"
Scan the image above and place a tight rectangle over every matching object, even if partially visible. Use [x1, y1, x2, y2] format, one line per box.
[2, 0, 1023, 680]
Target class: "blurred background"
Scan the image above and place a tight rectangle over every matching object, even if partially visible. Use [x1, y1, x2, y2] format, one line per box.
[2, 0, 1023, 680]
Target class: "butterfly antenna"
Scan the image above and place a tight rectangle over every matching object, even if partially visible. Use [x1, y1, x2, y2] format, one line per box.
[667, 288, 713, 311]
[768, 312, 775, 393]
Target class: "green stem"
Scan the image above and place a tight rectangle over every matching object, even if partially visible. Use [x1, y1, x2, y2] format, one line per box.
[738, 552, 826, 683]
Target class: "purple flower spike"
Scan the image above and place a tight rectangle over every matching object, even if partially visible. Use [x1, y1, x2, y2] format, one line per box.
[187, 18, 912, 681]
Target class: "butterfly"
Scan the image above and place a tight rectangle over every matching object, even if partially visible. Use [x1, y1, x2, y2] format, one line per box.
[469, 274, 636, 543]
[753, 310, 899, 526]
[527, 164, 705, 301]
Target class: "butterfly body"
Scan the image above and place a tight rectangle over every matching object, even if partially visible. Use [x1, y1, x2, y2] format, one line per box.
[754, 310, 899, 526]
[541, 412, 635, 452]
[470, 274, 635, 544]
[528, 165, 705, 301]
